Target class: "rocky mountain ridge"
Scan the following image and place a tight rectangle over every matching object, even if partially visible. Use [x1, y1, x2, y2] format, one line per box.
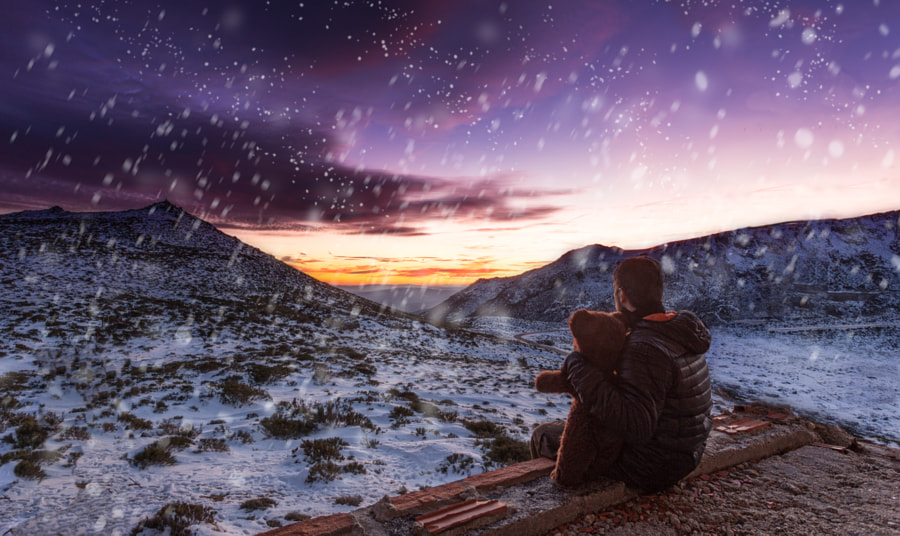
[426, 210, 900, 326]
[0, 200, 396, 331]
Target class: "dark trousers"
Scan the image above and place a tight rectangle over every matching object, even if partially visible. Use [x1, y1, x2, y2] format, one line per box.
[530, 421, 566, 460]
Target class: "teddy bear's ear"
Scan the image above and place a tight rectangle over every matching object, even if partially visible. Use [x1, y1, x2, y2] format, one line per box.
[568, 309, 589, 330]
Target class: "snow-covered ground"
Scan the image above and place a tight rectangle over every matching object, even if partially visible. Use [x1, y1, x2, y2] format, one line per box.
[707, 324, 899, 444]
[0, 311, 569, 535]
[2, 310, 897, 535]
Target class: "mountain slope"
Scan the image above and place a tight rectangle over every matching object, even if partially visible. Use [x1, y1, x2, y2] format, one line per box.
[1, 200, 376, 315]
[0, 202, 565, 535]
[427, 211, 900, 325]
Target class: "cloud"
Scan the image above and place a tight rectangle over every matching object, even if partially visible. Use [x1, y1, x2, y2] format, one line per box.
[15, 0, 893, 244]
[340, 224, 431, 237]
[218, 169, 565, 235]
[0, 1, 568, 236]
[1, 87, 566, 233]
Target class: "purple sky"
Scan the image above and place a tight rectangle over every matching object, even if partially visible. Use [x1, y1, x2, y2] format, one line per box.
[2, 1, 899, 285]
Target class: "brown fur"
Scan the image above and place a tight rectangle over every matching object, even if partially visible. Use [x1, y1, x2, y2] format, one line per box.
[534, 309, 626, 487]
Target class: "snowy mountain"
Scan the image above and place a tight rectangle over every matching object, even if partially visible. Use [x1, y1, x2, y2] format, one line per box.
[427, 210, 900, 326]
[0, 202, 564, 535]
[0, 200, 381, 317]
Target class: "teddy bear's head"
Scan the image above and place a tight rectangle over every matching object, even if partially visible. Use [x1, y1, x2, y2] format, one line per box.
[568, 309, 627, 371]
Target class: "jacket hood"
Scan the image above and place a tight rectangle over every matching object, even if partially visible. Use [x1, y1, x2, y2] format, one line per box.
[635, 310, 711, 355]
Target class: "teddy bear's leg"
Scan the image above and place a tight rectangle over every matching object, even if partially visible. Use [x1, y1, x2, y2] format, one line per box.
[584, 428, 623, 479]
[551, 402, 595, 488]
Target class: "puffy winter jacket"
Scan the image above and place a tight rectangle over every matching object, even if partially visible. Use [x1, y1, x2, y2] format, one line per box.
[565, 310, 713, 492]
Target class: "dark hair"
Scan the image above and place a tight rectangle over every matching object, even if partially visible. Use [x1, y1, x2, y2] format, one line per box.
[613, 256, 664, 313]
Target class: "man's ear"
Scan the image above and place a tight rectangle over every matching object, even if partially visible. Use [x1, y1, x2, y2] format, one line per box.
[618, 288, 635, 312]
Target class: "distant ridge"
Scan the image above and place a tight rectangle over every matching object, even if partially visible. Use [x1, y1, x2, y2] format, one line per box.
[0, 201, 392, 320]
[427, 210, 900, 326]
[2, 200, 178, 219]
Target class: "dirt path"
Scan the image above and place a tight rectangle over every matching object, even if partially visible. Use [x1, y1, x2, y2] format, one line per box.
[546, 440, 900, 535]
[513, 331, 568, 356]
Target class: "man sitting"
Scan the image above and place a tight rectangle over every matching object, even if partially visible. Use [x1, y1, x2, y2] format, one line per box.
[530, 255, 713, 492]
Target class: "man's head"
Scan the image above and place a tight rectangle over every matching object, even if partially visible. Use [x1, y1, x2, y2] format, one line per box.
[613, 256, 664, 314]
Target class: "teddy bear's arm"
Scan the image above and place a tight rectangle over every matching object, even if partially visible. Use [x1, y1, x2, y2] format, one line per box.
[535, 370, 577, 396]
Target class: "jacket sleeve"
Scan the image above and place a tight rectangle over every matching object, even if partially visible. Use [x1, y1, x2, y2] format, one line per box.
[565, 342, 674, 445]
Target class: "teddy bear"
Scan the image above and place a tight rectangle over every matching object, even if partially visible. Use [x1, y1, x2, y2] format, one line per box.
[534, 309, 627, 487]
